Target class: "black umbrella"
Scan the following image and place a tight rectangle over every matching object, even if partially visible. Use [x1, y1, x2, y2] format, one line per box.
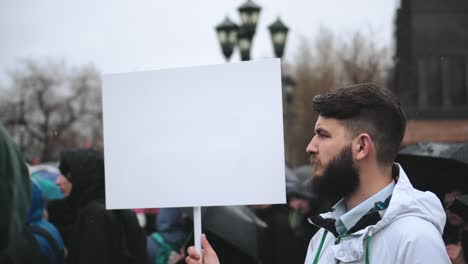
[285, 166, 298, 182]
[399, 141, 468, 164]
[285, 165, 299, 192]
[448, 194, 468, 221]
[181, 205, 267, 260]
[396, 141, 468, 197]
[287, 165, 315, 200]
[293, 165, 314, 183]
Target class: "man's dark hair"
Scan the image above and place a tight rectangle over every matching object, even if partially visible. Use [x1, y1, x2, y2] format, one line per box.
[312, 83, 406, 166]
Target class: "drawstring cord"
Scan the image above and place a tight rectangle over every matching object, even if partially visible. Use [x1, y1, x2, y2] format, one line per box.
[365, 231, 372, 264]
[313, 230, 329, 264]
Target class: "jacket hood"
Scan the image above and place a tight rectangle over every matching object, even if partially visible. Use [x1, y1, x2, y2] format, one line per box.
[28, 180, 66, 257]
[0, 124, 30, 250]
[370, 164, 446, 236]
[59, 148, 105, 207]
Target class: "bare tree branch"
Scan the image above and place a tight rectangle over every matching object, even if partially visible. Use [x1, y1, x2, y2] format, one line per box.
[287, 28, 391, 167]
[0, 59, 102, 161]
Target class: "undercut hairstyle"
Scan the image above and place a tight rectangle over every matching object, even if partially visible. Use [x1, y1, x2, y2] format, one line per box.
[312, 83, 406, 166]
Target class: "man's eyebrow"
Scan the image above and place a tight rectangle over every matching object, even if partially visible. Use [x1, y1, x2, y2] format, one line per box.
[315, 127, 330, 135]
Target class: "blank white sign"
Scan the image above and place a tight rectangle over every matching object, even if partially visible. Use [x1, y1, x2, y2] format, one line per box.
[102, 59, 286, 209]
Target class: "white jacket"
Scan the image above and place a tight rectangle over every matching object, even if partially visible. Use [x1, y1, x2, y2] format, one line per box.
[304, 164, 450, 264]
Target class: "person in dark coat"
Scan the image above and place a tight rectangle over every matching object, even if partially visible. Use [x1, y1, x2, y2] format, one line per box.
[47, 174, 75, 251]
[0, 124, 30, 251]
[255, 202, 318, 264]
[58, 148, 146, 264]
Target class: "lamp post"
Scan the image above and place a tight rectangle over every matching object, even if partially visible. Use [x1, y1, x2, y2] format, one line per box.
[214, 1, 289, 62]
[237, 27, 253, 61]
[237, 0, 261, 61]
[214, 0, 296, 108]
[215, 16, 240, 61]
[215, 1, 297, 164]
[268, 17, 289, 59]
[238, 0, 261, 34]
[269, 17, 295, 106]
[215, 0, 296, 104]
[282, 75, 296, 105]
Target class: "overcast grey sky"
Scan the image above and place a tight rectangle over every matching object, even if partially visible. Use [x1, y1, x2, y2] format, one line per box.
[0, 0, 400, 84]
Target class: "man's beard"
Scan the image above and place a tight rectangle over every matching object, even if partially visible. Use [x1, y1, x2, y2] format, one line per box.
[310, 145, 360, 198]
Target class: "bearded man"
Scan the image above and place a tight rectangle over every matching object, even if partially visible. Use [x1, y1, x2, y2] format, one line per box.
[186, 83, 450, 264]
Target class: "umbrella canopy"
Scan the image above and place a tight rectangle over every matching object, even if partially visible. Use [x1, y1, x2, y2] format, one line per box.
[293, 165, 314, 182]
[448, 194, 468, 221]
[285, 166, 298, 182]
[287, 165, 315, 200]
[285, 166, 299, 194]
[399, 142, 468, 164]
[396, 141, 468, 197]
[182, 205, 267, 260]
[29, 164, 63, 200]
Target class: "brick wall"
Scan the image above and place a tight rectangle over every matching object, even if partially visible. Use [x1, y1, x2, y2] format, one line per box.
[402, 119, 468, 145]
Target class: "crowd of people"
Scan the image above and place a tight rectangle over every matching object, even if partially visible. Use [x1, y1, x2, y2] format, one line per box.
[1, 83, 468, 264]
[0, 120, 321, 264]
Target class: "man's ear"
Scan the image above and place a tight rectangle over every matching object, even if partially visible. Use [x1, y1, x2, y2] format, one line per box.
[354, 133, 373, 161]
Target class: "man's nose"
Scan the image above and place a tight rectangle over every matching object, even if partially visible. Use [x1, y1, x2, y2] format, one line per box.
[306, 135, 318, 154]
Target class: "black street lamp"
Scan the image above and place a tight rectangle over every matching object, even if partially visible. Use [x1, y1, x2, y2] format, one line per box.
[237, 0, 261, 61]
[215, 2, 296, 165]
[238, 27, 253, 61]
[215, 1, 290, 62]
[282, 74, 296, 104]
[238, 0, 261, 35]
[215, 16, 239, 61]
[268, 17, 289, 59]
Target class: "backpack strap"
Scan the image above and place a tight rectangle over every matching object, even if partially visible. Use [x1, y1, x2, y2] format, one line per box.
[27, 225, 65, 264]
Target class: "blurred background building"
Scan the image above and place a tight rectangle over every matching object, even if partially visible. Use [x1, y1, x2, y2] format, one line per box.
[393, 0, 468, 144]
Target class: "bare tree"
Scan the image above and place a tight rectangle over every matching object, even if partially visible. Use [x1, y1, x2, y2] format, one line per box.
[287, 28, 391, 167]
[0, 59, 102, 161]
[337, 31, 390, 87]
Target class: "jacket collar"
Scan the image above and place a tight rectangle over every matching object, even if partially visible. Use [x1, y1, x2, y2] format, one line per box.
[308, 164, 399, 236]
[309, 195, 391, 237]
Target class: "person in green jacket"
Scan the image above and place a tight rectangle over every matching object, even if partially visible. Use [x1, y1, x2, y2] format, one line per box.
[0, 124, 31, 250]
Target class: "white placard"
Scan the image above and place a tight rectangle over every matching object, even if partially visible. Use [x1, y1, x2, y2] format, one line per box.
[102, 59, 286, 209]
